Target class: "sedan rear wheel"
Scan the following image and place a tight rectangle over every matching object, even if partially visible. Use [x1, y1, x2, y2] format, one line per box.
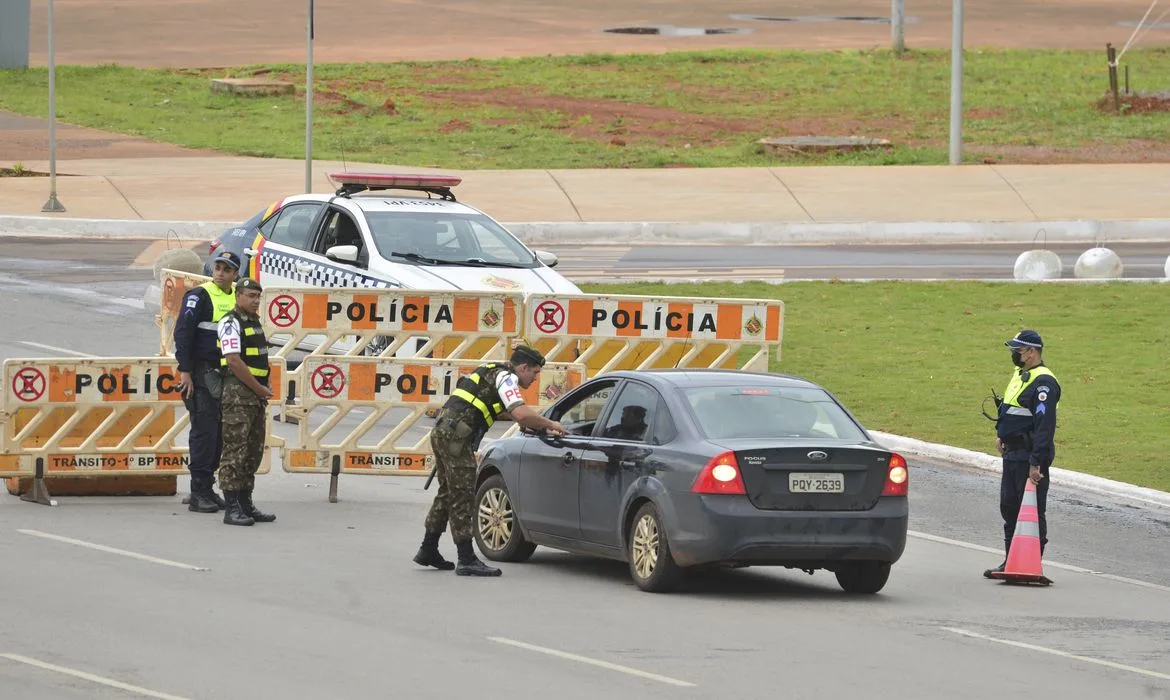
[834, 561, 892, 594]
[627, 502, 681, 593]
[474, 474, 536, 562]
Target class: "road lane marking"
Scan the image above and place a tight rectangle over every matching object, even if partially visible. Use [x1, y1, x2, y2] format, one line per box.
[908, 530, 1170, 593]
[17, 341, 97, 357]
[486, 637, 696, 687]
[0, 653, 190, 700]
[941, 628, 1170, 682]
[17, 529, 208, 572]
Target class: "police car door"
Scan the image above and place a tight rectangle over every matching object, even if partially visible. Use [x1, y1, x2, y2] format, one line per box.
[253, 201, 326, 288]
[299, 204, 395, 289]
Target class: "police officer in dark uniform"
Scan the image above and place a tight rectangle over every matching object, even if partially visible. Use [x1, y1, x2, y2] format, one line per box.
[414, 344, 567, 576]
[984, 329, 1062, 578]
[173, 250, 239, 513]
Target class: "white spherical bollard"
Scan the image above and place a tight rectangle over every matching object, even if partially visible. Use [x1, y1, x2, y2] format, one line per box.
[1074, 247, 1123, 279]
[153, 247, 206, 281]
[1013, 250, 1062, 281]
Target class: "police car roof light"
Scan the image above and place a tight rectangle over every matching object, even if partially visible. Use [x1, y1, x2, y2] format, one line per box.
[327, 172, 463, 201]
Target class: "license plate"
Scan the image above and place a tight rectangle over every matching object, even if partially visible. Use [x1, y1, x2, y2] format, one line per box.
[789, 472, 844, 493]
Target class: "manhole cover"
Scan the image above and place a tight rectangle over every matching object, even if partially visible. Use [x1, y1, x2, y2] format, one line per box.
[601, 25, 753, 36]
[729, 14, 918, 24]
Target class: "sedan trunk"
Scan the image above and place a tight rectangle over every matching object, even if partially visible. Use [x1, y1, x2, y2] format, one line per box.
[718, 441, 893, 511]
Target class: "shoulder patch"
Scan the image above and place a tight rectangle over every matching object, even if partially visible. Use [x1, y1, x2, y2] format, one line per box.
[1035, 385, 1050, 393]
[185, 296, 198, 309]
[1037, 391, 1048, 402]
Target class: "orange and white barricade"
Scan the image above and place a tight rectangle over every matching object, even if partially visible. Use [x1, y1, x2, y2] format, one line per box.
[282, 355, 586, 501]
[1, 356, 285, 505]
[522, 293, 784, 377]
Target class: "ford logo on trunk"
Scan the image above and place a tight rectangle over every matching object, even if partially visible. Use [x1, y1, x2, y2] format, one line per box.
[807, 450, 829, 462]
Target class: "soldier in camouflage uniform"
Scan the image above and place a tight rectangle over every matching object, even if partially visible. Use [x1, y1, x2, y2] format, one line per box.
[216, 277, 277, 527]
[415, 344, 567, 576]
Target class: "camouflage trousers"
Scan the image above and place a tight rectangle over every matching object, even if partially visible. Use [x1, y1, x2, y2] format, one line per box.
[423, 424, 479, 542]
[217, 380, 267, 493]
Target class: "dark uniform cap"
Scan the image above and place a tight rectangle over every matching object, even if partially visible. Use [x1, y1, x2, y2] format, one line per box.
[212, 250, 242, 271]
[1005, 329, 1043, 349]
[236, 277, 263, 292]
[510, 344, 546, 367]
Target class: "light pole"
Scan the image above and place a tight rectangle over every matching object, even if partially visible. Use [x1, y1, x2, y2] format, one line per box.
[948, 0, 964, 165]
[892, 0, 905, 55]
[42, 0, 66, 212]
[305, 0, 314, 193]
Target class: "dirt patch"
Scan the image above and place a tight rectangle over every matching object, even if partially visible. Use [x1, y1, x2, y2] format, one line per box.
[437, 119, 473, 134]
[418, 87, 915, 148]
[1094, 92, 1170, 115]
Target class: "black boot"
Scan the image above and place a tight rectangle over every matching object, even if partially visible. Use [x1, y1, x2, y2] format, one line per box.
[207, 483, 226, 510]
[222, 491, 255, 526]
[983, 539, 1011, 578]
[413, 530, 455, 570]
[187, 475, 220, 514]
[454, 539, 501, 577]
[240, 489, 276, 523]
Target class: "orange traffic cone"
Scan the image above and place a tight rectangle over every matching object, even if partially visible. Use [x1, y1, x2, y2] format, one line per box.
[988, 478, 1052, 585]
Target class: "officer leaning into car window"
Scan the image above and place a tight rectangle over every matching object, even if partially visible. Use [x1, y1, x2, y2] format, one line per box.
[414, 344, 567, 577]
[984, 329, 1062, 579]
[216, 277, 277, 527]
[173, 250, 239, 513]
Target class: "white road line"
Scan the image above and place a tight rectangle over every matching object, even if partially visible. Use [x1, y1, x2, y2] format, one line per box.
[0, 653, 190, 700]
[941, 627, 1170, 682]
[486, 637, 696, 687]
[908, 530, 1170, 593]
[17, 341, 97, 357]
[17, 529, 208, 572]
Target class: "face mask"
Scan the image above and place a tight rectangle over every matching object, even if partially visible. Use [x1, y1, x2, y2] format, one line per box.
[1011, 349, 1024, 367]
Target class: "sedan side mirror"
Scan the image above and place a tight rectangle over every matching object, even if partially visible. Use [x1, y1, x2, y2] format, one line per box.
[326, 244, 359, 264]
[534, 249, 559, 268]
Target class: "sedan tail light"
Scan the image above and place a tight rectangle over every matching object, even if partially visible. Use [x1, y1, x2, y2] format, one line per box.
[881, 453, 909, 496]
[692, 451, 747, 495]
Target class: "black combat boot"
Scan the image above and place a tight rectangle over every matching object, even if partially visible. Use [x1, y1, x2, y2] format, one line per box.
[240, 489, 276, 523]
[187, 475, 220, 514]
[222, 491, 255, 526]
[207, 482, 226, 510]
[413, 530, 455, 570]
[454, 539, 501, 577]
[983, 539, 1011, 578]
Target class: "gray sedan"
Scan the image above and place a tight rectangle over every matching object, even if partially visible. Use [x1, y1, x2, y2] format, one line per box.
[473, 368, 909, 593]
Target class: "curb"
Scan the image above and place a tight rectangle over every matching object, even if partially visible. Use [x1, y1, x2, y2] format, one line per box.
[3, 214, 1170, 245]
[871, 430, 1170, 510]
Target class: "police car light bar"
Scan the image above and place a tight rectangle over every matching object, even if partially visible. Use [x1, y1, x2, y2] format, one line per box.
[328, 172, 463, 200]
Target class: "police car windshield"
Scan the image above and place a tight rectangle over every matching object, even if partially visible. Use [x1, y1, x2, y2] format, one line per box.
[684, 386, 867, 441]
[364, 212, 538, 268]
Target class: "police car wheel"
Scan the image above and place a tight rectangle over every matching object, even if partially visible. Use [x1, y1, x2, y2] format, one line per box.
[474, 474, 536, 563]
[627, 501, 682, 593]
[834, 561, 892, 594]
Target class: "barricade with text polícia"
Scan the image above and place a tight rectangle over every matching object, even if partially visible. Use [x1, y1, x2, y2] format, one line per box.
[155, 268, 218, 356]
[282, 355, 586, 501]
[1, 356, 286, 505]
[522, 293, 784, 377]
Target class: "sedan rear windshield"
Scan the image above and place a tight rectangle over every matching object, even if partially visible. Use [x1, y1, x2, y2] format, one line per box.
[364, 212, 538, 268]
[682, 386, 868, 441]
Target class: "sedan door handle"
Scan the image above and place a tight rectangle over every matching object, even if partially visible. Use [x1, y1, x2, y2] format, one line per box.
[243, 247, 258, 256]
[294, 262, 314, 273]
[562, 452, 576, 464]
[619, 460, 636, 468]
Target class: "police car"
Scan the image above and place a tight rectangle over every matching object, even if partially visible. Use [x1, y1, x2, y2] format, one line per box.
[205, 172, 580, 296]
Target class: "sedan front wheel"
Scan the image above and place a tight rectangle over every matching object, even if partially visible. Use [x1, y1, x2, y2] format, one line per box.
[474, 474, 536, 562]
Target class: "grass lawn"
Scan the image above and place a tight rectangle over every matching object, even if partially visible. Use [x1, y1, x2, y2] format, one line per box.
[579, 280, 1170, 493]
[1, 48, 1169, 168]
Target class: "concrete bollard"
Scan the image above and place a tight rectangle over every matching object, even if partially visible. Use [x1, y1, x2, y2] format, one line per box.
[1074, 247, 1123, 279]
[1013, 250, 1062, 281]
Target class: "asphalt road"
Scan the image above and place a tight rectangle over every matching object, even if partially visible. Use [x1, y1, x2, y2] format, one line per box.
[1, 242, 1169, 699]
[1, 236, 1168, 284]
